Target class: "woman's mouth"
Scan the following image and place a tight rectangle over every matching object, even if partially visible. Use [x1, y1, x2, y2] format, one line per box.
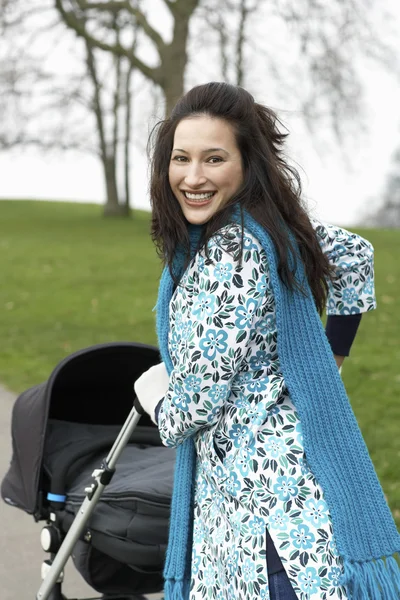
[182, 191, 216, 204]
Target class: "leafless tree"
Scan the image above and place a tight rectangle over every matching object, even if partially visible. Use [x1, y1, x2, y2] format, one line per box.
[1, 0, 398, 217]
[54, 0, 200, 116]
[197, 0, 261, 86]
[194, 0, 398, 141]
[0, 0, 139, 215]
[83, 12, 138, 216]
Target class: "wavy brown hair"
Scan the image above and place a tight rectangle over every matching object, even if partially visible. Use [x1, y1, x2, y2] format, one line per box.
[148, 82, 333, 314]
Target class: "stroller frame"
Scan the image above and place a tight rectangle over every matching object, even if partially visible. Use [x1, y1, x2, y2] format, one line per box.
[37, 399, 145, 600]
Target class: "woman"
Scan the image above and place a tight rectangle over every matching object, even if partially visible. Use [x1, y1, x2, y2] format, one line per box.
[134, 82, 400, 600]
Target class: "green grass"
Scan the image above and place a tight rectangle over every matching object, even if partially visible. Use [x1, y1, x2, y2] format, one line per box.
[0, 200, 161, 391]
[1, 200, 399, 525]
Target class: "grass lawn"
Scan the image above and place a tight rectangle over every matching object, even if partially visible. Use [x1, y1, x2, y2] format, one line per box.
[1, 199, 399, 526]
[0, 200, 161, 391]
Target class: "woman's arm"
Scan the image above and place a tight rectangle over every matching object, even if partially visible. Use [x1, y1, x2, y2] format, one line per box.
[313, 219, 377, 316]
[157, 229, 266, 448]
[313, 220, 377, 369]
[326, 313, 362, 368]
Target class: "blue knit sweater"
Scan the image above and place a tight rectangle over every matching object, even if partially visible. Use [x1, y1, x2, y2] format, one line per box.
[156, 208, 400, 600]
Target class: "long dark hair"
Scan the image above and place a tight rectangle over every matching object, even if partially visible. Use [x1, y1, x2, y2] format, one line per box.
[148, 82, 333, 314]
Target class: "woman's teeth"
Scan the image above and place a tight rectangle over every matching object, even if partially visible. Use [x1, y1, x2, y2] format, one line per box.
[184, 192, 214, 201]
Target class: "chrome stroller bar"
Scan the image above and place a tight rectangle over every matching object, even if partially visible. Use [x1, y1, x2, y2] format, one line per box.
[36, 399, 144, 600]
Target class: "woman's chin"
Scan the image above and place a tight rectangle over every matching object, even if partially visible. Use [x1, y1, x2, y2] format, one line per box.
[182, 206, 214, 225]
[180, 196, 225, 225]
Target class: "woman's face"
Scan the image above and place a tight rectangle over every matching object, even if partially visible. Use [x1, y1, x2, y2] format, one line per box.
[169, 115, 244, 225]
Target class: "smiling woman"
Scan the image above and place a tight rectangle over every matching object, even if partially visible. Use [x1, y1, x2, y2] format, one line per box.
[168, 116, 243, 225]
[135, 82, 400, 600]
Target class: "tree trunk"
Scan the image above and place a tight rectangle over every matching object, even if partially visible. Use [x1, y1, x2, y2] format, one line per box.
[84, 41, 125, 216]
[160, 44, 185, 116]
[163, 70, 184, 117]
[102, 154, 127, 216]
[160, 1, 198, 116]
[236, 0, 248, 87]
[124, 65, 133, 214]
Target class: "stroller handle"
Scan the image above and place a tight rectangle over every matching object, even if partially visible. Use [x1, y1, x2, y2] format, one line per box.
[36, 403, 142, 600]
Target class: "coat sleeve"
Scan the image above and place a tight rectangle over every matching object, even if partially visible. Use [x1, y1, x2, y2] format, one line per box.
[312, 219, 377, 315]
[157, 231, 267, 448]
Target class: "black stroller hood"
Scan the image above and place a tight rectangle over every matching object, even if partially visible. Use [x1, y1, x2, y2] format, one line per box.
[1, 341, 161, 516]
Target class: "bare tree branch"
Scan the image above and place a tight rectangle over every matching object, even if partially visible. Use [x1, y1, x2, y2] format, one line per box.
[54, 0, 200, 114]
[75, 0, 167, 52]
[54, 0, 160, 84]
[0, 3, 52, 30]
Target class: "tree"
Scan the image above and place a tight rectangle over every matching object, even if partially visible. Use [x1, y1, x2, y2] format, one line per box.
[197, 0, 261, 86]
[193, 0, 398, 140]
[54, 0, 200, 117]
[84, 16, 137, 216]
[1, 0, 398, 217]
[0, 0, 139, 215]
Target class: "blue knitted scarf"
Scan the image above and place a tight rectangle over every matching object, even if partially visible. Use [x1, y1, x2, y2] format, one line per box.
[155, 208, 400, 600]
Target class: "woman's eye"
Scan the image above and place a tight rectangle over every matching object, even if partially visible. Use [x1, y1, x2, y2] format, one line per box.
[172, 155, 188, 162]
[208, 156, 223, 164]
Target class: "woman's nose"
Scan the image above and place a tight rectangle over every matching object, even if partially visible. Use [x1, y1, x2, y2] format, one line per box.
[184, 162, 207, 187]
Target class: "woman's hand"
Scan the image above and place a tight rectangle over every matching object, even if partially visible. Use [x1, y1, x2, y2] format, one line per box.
[334, 354, 345, 370]
[134, 362, 170, 423]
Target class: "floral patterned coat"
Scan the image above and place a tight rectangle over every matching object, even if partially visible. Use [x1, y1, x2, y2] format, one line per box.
[157, 220, 376, 600]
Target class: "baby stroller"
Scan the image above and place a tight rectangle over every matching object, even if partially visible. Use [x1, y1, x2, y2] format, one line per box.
[1, 341, 176, 600]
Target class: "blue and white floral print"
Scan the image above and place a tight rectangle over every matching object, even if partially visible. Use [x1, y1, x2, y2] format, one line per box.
[312, 219, 376, 315]
[158, 221, 376, 600]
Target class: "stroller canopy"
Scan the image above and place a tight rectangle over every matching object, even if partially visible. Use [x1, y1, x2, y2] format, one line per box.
[1, 341, 162, 516]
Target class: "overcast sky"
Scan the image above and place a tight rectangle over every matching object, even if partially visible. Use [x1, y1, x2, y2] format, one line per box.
[1, 1, 399, 226]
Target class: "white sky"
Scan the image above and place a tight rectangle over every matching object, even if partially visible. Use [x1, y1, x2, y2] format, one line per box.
[1, 1, 399, 226]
